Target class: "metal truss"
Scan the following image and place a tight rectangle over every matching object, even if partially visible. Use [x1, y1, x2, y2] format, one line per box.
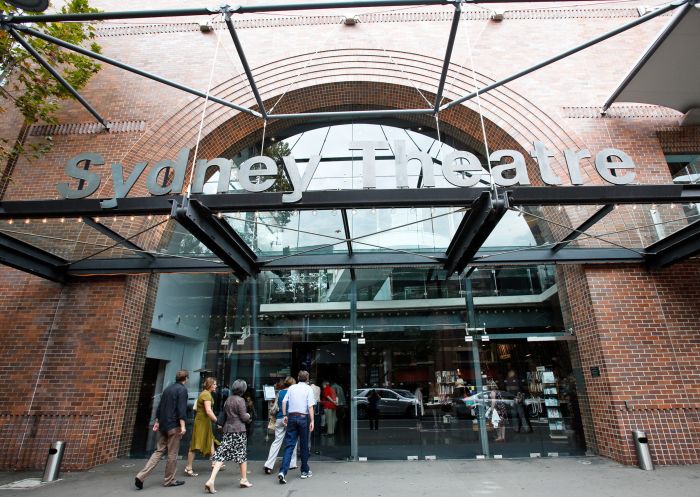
[0, 184, 699, 280]
[0, 0, 688, 126]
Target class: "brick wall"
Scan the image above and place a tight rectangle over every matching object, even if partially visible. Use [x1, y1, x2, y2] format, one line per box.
[0, 269, 156, 470]
[561, 264, 700, 465]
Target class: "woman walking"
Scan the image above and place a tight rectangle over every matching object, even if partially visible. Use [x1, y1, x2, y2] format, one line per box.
[263, 377, 298, 474]
[205, 379, 253, 492]
[184, 377, 218, 477]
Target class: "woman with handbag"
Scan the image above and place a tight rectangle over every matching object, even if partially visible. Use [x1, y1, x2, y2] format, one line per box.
[184, 377, 218, 477]
[205, 379, 253, 492]
[263, 376, 298, 474]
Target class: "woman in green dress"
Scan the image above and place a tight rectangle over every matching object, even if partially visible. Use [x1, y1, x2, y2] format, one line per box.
[184, 377, 218, 477]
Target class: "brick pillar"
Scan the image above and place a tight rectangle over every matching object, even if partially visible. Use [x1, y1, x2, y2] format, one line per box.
[562, 263, 700, 465]
[0, 269, 156, 470]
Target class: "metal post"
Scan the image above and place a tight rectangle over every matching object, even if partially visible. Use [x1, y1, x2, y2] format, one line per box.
[464, 276, 489, 457]
[42, 441, 66, 482]
[632, 430, 654, 470]
[349, 275, 358, 461]
[249, 276, 260, 395]
[434, 2, 461, 112]
[223, 12, 267, 118]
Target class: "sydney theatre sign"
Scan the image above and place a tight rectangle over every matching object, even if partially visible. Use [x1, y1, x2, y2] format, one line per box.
[56, 140, 637, 207]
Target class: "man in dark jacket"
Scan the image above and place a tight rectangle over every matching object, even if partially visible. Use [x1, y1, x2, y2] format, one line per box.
[135, 369, 189, 489]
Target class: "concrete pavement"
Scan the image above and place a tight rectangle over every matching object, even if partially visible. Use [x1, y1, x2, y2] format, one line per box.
[0, 456, 698, 497]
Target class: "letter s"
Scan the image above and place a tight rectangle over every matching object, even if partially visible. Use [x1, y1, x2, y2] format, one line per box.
[56, 153, 104, 199]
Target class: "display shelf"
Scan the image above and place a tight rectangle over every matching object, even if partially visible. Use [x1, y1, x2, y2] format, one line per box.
[539, 366, 565, 440]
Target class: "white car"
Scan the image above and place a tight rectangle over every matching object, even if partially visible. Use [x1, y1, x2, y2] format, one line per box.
[353, 388, 419, 418]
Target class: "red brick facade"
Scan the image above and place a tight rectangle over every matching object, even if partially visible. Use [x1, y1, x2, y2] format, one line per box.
[0, 1, 698, 469]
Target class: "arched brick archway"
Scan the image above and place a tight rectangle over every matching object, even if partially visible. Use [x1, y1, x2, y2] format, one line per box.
[120, 49, 593, 189]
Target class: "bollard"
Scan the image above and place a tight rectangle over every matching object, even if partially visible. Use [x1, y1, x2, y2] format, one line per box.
[632, 430, 653, 471]
[42, 441, 66, 482]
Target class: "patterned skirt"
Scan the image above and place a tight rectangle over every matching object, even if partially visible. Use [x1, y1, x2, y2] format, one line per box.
[211, 432, 247, 464]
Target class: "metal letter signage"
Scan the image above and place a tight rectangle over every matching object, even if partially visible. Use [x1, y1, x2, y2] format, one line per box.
[56, 141, 638, 206]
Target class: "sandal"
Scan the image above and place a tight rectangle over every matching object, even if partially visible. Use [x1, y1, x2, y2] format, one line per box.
[240, 479, 253, 488]
[183, 467, 198, 477]
[204, 481, 216, 493]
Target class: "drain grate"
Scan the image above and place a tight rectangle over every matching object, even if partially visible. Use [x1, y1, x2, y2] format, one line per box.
[0, 478, 58, 490]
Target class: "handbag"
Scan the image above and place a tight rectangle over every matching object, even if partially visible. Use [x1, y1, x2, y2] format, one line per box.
[269, 398, 279, 416]
[267, 415, 276, 434]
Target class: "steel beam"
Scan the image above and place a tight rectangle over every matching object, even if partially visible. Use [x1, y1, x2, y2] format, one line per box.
[0, 196, 178, 219]
[4, 1, 599, 23]
[445, 190, 508, 274]
[3, 185, 700, 220]
[434, 2, 461, 112]
[268, 109, 435, 120]
[171, 197, 258, 278]
[65, 245, 645, 276]
[0, 231, 66, 282]
[4, 7, 218, 23]
[474, 247, 644, 265]
[9, 28, 110, 129]
[223, 13, 267, 118]
[645, 218, 700, 267]
[341, 209, 354, 256]
[507, 184, 700, 206]
[441, 0, 686, 111]
[15, 25, 261, 118]
[551, 204, 614, 253]
[68, 256, 229, 275]
[83, 217, 154, 259]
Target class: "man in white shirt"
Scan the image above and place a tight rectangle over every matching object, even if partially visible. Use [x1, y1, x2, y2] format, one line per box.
[279, 370, 315, 483]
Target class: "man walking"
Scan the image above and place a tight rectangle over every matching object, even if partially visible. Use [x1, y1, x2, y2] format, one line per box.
[278, 370, 315, 483]
[135, 369, 189, 489]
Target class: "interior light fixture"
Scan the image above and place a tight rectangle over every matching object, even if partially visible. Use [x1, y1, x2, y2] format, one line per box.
[343, 15, 358, 26]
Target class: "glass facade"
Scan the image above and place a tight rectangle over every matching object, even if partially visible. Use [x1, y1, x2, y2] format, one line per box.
[130, 121, 586, 462]
[131, 266, 584, 461]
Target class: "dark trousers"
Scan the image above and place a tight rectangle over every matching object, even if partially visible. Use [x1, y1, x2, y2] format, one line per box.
[280, 415, 310, 475]
[368, 410, 379, 430]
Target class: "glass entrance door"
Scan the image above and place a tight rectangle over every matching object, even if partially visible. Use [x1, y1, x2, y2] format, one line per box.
[471, 336, 587, 458]
[354, 328, 483, 460]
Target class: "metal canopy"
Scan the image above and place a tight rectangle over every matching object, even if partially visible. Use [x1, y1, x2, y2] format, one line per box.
[0, 1, 698, 281]
[603, 1, 700, 115]
[0, 185, 697, 280]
